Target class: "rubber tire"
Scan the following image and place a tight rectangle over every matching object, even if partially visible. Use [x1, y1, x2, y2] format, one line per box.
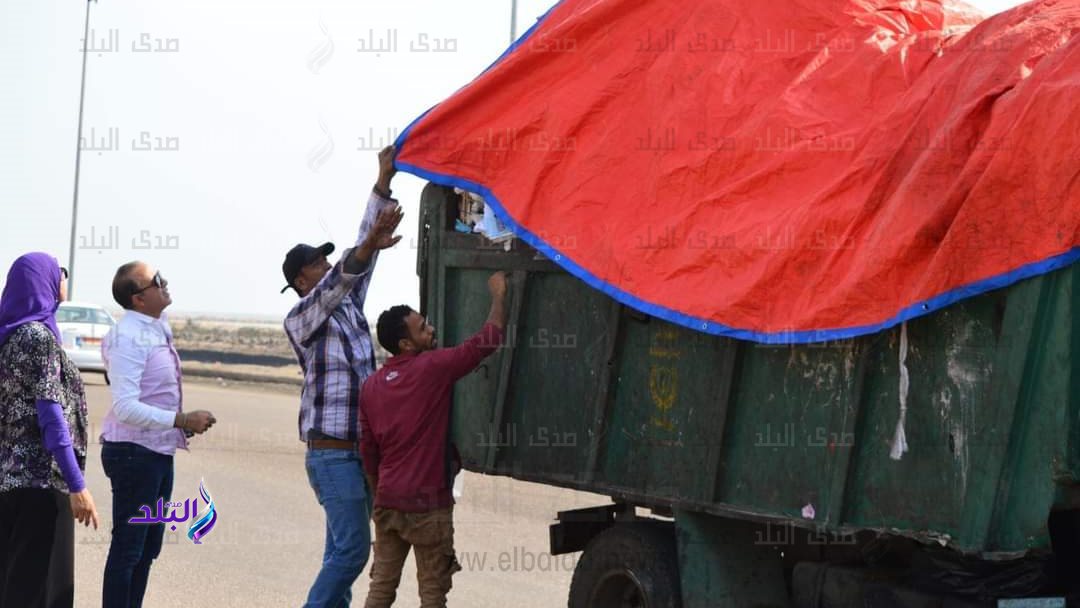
[568, 522, 682, 608]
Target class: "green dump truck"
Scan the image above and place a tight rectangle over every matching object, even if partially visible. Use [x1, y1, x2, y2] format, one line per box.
[417, 184, 1080, 607]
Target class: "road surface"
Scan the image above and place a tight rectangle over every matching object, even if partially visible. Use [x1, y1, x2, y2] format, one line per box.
[74, 374, 605, 607]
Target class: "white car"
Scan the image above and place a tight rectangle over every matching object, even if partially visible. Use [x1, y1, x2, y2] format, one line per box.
[57, 301, 116, 383]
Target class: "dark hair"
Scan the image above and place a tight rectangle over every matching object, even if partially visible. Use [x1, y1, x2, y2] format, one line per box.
[111, 262, 142, 310]
[376, 305, 414, 355]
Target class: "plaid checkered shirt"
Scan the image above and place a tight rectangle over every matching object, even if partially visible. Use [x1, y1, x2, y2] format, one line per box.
[284, 189, 396, 441]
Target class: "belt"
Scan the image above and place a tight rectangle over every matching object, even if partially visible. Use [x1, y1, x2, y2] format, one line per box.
[307, 438, 358, 451]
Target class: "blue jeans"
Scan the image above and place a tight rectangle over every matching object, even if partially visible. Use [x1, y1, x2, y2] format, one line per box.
[101, 441, 174, 608]
[304, 448, 372, 608]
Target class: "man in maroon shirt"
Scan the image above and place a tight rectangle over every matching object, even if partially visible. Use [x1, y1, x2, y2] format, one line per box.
[360, 271, 507, 608]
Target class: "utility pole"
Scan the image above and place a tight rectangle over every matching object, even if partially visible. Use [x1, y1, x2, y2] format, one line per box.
[68, 0, 93, 299]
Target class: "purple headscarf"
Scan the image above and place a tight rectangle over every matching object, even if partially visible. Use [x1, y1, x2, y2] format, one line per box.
[0, 252, 63, 348]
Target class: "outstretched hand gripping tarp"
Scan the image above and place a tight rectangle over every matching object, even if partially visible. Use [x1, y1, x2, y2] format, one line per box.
[394, 0, 1080, 343]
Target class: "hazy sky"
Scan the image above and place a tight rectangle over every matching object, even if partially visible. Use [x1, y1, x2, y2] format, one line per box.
[1, 0, 1028, 321]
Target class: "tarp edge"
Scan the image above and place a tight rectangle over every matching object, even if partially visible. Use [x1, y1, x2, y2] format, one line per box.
[396, 160, 1080, 344]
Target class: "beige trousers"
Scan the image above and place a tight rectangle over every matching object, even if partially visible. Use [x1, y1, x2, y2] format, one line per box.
[363, 507, 461, 608]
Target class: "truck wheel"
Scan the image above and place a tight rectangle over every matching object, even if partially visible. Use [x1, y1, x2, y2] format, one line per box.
[568, 522, 681, 608]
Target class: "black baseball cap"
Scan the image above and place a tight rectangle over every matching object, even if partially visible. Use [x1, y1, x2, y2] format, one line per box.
[280, 242, 334, 294]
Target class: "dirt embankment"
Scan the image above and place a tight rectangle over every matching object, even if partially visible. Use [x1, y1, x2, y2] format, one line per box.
[172, 318, 300, 386]
[171, 317, 389, 387]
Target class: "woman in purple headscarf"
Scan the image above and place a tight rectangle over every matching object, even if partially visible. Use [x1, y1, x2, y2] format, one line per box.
[0, 252, 100, 608]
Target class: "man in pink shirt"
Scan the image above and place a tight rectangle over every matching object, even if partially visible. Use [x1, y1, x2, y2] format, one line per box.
[360, 271, 507, 608]
[100, 262, 215, 608]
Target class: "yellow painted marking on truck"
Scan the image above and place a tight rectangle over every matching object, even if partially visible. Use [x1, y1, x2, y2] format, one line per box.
[649, 327, 681, 430]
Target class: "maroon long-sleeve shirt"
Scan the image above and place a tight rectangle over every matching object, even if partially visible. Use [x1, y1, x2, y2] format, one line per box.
[360, 322, 504, 512]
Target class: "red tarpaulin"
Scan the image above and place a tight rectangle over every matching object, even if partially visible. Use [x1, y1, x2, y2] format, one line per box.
[395, 0, 1080, 343]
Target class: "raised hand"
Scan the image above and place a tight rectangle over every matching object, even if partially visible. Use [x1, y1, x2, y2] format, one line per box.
[488, 271, 507, 299]
[366, 205, 405, 252]
[376, 145, 397, 194]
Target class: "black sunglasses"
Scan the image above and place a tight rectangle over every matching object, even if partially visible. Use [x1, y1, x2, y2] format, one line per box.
[131, 271, 165, 296]
[60, 267, 69, 280]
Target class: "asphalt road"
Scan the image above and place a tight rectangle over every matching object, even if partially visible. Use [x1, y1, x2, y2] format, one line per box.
[74, 374, 605, 607]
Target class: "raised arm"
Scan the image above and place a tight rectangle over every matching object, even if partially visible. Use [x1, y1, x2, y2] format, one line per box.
[485, 271, 508, 330]
[345, 145, 404, 304]
[428, 272, 508, 382]
[283, 261, 364, 347]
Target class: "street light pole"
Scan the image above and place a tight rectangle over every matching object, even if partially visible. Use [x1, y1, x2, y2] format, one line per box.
[510, 0, 518, 43]
[67, 0, 93, 299]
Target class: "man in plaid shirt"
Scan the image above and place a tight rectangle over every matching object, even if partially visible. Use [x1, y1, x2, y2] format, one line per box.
[282, 146, 404, 607]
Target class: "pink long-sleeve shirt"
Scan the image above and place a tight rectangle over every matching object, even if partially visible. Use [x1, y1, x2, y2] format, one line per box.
[101, 311, 186, 455]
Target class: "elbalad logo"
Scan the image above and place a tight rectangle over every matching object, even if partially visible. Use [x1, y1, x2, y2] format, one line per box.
[129, 478, 218, 545]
